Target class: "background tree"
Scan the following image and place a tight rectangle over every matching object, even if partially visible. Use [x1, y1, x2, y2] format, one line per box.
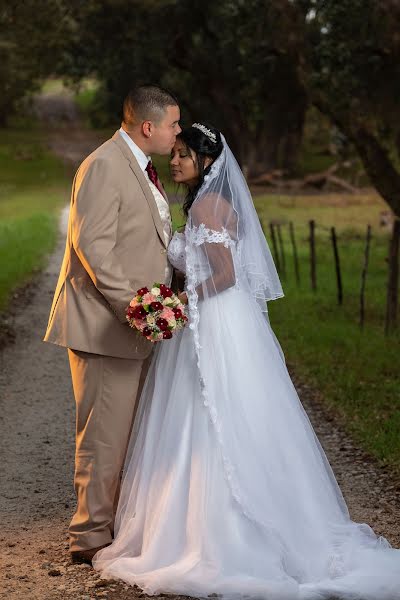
[0, 0, 68, 125]
[61, 0, 308, 176]
[165, 0, 308, 176]
[298, 0, 400, 216]
[5, 0, 400, 213]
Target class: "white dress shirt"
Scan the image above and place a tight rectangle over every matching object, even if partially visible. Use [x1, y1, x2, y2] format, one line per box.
[119, 128, 172, 284]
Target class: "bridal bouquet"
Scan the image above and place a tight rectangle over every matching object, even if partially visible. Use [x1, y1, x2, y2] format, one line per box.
[126, 283, 188, 342]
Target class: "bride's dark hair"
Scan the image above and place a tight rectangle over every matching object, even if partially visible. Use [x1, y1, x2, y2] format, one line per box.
[178, 124, 223, 217]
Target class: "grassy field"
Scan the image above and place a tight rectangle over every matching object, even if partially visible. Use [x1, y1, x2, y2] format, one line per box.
[172, 193, 400, 473]
[254, 193, 399, 473]
[0, 128, 69, 310]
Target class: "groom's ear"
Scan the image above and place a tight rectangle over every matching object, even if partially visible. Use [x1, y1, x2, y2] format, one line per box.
[142, 121, 152, 138]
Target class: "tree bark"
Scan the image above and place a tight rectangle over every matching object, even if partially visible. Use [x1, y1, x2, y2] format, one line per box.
[312, 97, 400, 218]
[385, 219, 400, 334]
[280, 92, 308, 174]
[350, 127, 400, 218]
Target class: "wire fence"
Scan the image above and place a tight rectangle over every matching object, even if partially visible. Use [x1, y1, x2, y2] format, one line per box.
[261, 218, 400, 335]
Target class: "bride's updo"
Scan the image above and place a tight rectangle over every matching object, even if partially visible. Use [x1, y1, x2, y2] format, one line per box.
[178, 123, 223, 216]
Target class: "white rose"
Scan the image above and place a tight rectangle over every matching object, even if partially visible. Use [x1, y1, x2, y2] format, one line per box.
[147, 316, 156, 326]
[151, 286, 161, 297]
[163, 297, 174, 306]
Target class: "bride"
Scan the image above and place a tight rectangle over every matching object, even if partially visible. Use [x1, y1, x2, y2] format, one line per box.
[93, 123, 400, 599]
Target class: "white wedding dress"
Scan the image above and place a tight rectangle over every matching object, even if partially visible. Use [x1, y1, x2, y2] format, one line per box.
[93, 230, 400, 600]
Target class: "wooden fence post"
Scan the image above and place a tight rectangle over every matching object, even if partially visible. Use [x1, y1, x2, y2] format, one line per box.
[269, 223, 281, 273]
[359, 224, 372, 329]
[276, 223, 286, 278]
[289, 222, 300, 286]
[330, 226, 343, 305]
[385, 218, 400, 334]
[309, 219, 317, 291]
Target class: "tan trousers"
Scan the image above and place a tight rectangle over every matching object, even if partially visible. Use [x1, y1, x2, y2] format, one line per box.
[67, 349, 150, 552]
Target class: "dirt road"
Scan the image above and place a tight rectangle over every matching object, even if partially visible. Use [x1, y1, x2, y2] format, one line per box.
[1, 92, 399, 600]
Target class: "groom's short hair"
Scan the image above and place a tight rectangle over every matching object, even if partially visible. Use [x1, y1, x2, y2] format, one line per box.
[123, 85, 179, 127]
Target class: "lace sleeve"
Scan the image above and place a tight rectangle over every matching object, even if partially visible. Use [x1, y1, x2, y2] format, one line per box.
[186, 223, 235, 249]
[187, 195, 238, 299]
[186, 217, 237, 300]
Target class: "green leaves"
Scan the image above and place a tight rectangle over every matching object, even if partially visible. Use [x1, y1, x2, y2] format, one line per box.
[0, 0, 68, 123]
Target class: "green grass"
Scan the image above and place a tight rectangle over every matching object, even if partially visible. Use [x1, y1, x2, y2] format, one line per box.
[40, 78, 67, 95]
[253, 191, 388, 237]
[0, 128, 69, 310]
[0, 214, 59, 309]
[253, 193, 400, 472]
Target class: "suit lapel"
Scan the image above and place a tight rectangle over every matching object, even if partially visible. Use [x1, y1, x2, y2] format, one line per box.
[112, 131, 167, 248]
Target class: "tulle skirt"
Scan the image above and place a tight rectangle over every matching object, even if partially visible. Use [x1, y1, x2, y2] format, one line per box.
[93, 287, 400, 599]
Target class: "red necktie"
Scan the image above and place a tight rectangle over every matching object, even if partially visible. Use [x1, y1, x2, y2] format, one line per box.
[146, 161, 164, 196]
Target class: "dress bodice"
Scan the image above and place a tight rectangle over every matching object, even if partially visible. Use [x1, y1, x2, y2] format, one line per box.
[168, 229, 238, 282]
[167, 232, 186, 273]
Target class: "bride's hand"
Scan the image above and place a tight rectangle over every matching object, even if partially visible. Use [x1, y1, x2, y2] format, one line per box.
[178, 291, 188, 305]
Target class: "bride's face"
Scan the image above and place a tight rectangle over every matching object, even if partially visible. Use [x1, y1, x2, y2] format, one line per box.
[170, 139, 200, 189]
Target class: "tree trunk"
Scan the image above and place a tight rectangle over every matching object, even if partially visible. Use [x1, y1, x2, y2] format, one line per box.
[280, 91, 307, 175]
[351, 126, 400, 218]
[312, 98, 400, 218]
[385, 219, 400, 334]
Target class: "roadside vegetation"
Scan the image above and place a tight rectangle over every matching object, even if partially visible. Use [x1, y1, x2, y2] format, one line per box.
[0, 126, 69, 310]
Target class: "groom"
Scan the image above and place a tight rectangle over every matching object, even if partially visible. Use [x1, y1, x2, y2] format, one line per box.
[44, 84, 181, 563]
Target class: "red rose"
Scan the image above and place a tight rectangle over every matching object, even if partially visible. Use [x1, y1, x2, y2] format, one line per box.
[136, 287, 149, 296]
[172, 307, 182, 319]
[159, 284, 173, 298]
[163, 330, 172, 339]
[142, 326, 152, 337]
[132, 305, 147, 319]
[126, 306, 136, 318]
[156, 318, 169, 331]
[150, 301, 163, 311]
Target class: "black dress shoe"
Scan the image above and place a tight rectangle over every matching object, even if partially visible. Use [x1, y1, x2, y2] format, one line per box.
[70, 543, 110, 565]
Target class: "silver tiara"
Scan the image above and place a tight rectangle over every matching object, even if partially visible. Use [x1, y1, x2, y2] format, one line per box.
[192, 123, 217, 143]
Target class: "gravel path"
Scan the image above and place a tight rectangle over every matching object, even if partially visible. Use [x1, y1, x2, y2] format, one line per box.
[1, 93, 399, 599]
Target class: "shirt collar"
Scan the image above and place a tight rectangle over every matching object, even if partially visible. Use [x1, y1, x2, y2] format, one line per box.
[119, 127, 150, 172]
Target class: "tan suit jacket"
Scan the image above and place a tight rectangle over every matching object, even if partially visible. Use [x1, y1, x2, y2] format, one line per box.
[44, 131, 169, 359]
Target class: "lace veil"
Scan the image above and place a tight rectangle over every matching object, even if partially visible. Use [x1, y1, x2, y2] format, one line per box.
[182, 132, 285, 530]
[184, 133, 283, 321]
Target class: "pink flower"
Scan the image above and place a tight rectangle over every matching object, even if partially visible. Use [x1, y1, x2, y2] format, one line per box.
[129, 298, 140, 308]
[142, 293, 156, 305]
[134, 319, 146, 331]
[161, 307, 174, 321]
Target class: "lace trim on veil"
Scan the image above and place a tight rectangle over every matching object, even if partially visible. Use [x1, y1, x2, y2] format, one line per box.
[185, 224, 286, 541]
[184, 223, 358, 577]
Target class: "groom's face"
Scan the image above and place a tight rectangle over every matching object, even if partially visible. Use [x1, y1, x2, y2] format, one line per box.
[150, 105, 181, 155]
